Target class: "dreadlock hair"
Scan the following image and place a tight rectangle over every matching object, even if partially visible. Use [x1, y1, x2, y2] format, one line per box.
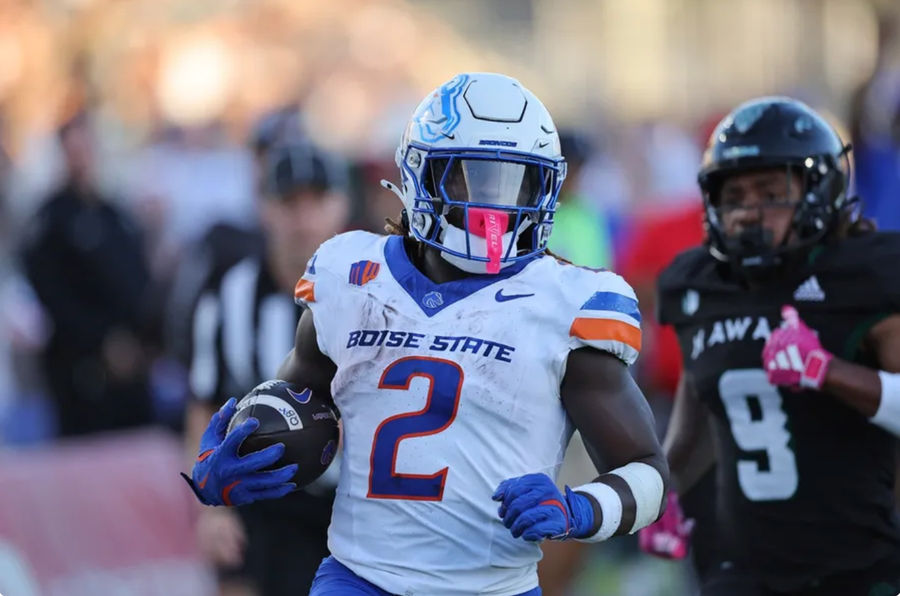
[384, 210, 409, 236]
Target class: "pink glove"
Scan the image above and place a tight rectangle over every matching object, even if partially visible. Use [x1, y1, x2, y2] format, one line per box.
[762, 305, 833, 390]
[638, 492, 694, 559]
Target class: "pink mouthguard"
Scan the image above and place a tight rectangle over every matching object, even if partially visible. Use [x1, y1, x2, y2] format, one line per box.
[466, 207, 508, 274]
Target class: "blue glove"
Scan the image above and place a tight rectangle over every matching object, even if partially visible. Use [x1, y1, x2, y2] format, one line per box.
[181, 398, 298, 506]
[492, 473, 595, 541]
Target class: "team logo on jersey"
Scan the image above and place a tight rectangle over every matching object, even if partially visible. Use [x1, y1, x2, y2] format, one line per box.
[422, 291, 444, 309]
[349, 260, 380, 286]
[793, 275, 825, 301]
[682, 289, 700, 316]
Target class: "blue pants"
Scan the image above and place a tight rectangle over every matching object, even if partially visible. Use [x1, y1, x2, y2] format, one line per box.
[309, 556, 542, 596]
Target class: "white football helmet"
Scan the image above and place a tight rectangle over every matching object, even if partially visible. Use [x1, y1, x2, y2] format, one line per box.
[384, 73, 566, 274]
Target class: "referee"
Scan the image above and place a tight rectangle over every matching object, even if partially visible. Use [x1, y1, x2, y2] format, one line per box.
[185, 141, 349, 596]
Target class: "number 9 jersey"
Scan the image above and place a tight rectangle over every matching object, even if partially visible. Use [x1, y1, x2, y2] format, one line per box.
[294, 230, 642, 596]
[657, 235, 900, 592]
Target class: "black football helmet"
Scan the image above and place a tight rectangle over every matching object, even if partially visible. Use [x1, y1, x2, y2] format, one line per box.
[261, 142, 344, 200]
[698, 97, 853, 272]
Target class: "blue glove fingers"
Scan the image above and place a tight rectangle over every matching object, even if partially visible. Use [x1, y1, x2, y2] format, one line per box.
[497, 483, 542, 516]
[246, 483, 297, 502]
[492, 478, 515, 501]
[522, 520, 558, 542]
[220, 418, 260, 455]
[500, 489, 548, 527]
[510, 508, 552, 539]
[232, 442, 285, 475]
[493, 474, 537, 503]
[240, 464, 298, 490]
[215, 397, 237, 431]
[198, 398, 238, 453]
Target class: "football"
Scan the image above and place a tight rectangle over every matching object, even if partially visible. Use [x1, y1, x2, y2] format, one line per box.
[226, 379, 339, 489]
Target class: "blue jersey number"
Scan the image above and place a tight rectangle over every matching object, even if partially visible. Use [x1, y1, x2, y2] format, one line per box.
[367, 356, 464, 500]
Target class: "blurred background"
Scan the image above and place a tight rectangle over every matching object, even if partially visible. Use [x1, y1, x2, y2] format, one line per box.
[1, 0, 899, 594]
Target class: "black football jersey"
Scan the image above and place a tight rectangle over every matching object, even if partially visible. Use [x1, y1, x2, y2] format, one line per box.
[658, 232, 900, 591]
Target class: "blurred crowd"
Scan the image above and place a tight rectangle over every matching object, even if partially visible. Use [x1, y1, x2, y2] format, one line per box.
[1, 5, 900, 595]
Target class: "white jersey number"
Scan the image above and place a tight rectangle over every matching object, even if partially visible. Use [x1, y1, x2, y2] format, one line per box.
[719, 369, 798, 501]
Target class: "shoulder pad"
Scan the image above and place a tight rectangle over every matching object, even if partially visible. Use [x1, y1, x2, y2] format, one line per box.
[556, 262, 642, 365]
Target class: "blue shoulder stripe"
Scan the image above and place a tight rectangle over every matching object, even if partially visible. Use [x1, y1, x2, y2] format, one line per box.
[580, 292, 641, 322]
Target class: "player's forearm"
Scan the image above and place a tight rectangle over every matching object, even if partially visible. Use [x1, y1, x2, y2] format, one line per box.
[662, 374, 713, 494]
[664, 430, 715, 495]
[823, 358, 882, 418]
[824, 358, 900, 437]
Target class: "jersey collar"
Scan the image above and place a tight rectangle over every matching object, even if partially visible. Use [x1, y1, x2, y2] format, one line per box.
[383, 235, 537, 317]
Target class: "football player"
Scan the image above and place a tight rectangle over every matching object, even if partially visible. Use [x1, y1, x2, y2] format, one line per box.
[643, 97, 900, 595]
[184, 72, 669, 595]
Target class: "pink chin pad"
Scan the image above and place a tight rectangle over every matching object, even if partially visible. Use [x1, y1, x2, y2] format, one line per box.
[467, 207, 508, 274]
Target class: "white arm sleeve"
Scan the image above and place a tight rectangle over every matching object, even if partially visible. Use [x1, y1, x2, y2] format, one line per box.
[873, 371, 900, 437]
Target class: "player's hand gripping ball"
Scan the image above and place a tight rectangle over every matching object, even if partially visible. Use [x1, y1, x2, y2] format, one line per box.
[183, 380, 339, 506]
[227, 380, 340, 490]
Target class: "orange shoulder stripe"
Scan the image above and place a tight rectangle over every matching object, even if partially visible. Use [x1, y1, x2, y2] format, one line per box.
[569, 317, 641, 352]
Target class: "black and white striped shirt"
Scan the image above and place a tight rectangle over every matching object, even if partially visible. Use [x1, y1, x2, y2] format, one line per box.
[189, 254, 299, 407]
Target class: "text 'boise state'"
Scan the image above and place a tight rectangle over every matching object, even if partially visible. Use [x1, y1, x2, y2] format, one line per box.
[346, 329, 515, 363]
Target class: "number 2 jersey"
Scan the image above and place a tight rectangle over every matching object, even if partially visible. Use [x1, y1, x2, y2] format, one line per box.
[294, 230, 642, 596]
[658, 232, 900, 591]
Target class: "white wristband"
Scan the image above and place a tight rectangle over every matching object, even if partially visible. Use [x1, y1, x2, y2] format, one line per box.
[610, 462, 666, 532]
[873, 371, 900, 437]
[571, 482, 622, 542]
[572, 461, 665, 542]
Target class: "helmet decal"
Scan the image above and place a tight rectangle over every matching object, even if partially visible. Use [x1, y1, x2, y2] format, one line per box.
[414, 74, 469, 144]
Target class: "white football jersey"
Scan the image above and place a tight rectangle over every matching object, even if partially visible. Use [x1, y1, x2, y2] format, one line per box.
[294, 231, 641, 596]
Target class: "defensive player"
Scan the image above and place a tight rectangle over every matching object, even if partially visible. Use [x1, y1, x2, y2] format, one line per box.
[185, 73, 669, 595]
[645, 97, 900, 595]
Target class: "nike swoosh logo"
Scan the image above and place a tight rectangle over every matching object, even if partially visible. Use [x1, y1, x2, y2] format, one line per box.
[286, 387, 312, 404]
[495, 289, 535, 302]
